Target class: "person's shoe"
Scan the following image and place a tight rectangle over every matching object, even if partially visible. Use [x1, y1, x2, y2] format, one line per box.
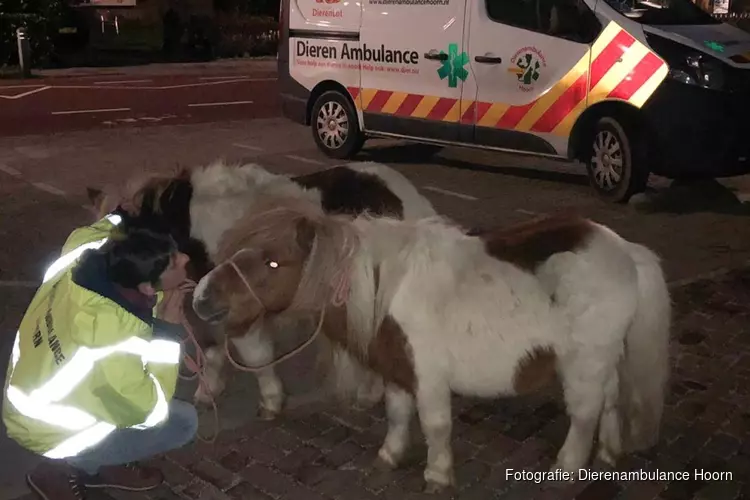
[26, 460, 87, 500]
[81, 462, 163, 491]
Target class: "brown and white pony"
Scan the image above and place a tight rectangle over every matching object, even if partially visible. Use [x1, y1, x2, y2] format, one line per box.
[191, 192, 671, 492]
[86, 159, 437, 418]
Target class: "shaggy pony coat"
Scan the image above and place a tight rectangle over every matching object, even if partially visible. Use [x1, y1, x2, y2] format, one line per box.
[194, 192, 671, 491]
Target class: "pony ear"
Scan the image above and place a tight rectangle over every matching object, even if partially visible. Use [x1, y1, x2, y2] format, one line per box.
[86, 187, 103, 206]
[295, 217, 316, 256]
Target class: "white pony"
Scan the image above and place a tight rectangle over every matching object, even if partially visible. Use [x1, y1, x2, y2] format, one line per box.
[87, 159, 437, 418]
[191, 194, 671, 492]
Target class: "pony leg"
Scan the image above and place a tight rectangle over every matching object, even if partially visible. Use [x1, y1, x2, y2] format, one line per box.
[554, 358, 609, 475]
[355, 371, 385, 410]
[230, 330, 285, 420]
[416, 385, 454, 493]
[596, 370, 621, 467]
[375, 385, 414, 469]
[194, 345, 227, 404]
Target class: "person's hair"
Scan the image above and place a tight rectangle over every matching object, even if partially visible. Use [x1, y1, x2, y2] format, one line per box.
[99, 226, 178, 289]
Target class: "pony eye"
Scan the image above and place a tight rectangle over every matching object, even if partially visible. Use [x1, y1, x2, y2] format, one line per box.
[267, 260, 279, 269]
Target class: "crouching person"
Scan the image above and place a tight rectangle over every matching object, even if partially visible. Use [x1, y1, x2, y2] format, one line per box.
[2, 213, 198, 499]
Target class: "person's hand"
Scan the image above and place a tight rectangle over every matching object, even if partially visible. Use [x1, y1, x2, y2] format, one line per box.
[156, 280, 196, 324]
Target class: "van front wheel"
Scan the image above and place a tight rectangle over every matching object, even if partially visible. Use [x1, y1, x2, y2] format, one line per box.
[585, 116, 648, 203]
[311, 90, 364, 159]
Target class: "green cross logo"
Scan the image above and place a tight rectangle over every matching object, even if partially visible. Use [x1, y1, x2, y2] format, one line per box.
[437, 43, 469, 88]
[516, 52, 540, 86]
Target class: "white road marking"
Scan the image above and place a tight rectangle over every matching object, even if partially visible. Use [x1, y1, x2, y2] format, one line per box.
[55, 77, 276, 91]
[51, 107, 131, 115]
[199, 75, 247, 80]
[423, 185, 478, 201]
[232, 143, 264, 152]
[31, 182, 66, 196]
[93, 79, 152, 85]
[188, 100, 254, 107]
[285, 155, 324, 166]
[0, 164, 21, 176]
[515, 209, 539, 215]
[0, 280, 38, 288]
[0, 85, 51, 100]
[0, 78, 277, 101]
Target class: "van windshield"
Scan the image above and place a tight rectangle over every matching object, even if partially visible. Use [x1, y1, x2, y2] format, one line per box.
[604, 0, 721, 25]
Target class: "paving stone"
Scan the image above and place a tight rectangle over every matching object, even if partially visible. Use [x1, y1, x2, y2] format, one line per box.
[12, 265, 745, 500]
[190, 458, 240, 491]
[225, 482, 274, 500]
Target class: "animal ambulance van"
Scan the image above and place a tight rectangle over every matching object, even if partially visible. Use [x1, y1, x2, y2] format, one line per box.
[278, 0, 750, 202]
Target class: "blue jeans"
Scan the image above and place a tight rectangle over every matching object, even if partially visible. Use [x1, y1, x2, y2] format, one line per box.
[65, 399, 198, 475]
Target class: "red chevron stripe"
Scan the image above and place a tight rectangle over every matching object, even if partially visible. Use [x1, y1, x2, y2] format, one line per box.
[427, 97, 458, 121]
[530, 73, 588, 133]
[367, 90, 393, 112]
[496, 101, 536, 129]
[347, 87, 360, 101]
[394, 93, 423, 116]
[473, 101, 493, 123]
[460, 101, 476, 124]
[589, 30, 636, 90]
[608, 52, 664, 101]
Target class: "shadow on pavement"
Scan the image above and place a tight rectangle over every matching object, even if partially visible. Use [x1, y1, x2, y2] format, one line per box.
[631, 179, 750, 216]
[357, 143, 589, 187]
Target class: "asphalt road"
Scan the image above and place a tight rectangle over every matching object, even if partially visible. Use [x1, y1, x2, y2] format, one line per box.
[1, 66, 750, 499]
[0, 72, 278, 136]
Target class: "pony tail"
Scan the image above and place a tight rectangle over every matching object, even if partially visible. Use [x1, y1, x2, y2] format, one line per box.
[617, 242, 671, 453]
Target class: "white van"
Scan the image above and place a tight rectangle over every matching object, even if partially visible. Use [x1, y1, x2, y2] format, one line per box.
[278, 0, 750, 202]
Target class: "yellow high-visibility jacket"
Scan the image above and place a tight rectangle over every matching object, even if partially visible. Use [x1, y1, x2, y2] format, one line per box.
[2, 213, 181, 459]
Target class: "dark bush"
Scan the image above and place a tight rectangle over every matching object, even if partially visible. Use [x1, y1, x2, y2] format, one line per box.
[1, 0, 65, 68]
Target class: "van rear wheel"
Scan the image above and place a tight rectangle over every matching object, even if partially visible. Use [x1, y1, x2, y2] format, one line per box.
[585, 116, 648, 203]
[311, 90, 364, 159]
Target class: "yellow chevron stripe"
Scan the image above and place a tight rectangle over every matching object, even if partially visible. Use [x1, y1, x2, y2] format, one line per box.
[590, 22, 623, 60]
[629, 63, 668, 107]
[381, 91, 408, 114]
[588, 43, 651, 105]
[360, 88, 379, 110]
[443, 100, 462, 122]
[412, 95, 440, 119]
[515, 53, 589, 132]
[477, 102, 509, 127]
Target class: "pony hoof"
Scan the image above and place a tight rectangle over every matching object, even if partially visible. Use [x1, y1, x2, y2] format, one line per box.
[423, 480, 450, 494]
[257, 406, 281, 421]
[549, 465, 577, 483]
[596, 447, 618, 468]
[374, 448, 397, 469]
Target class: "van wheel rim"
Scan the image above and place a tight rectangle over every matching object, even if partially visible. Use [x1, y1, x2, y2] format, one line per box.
[591, 130, 624, 191]
[316, 101, 349, 149]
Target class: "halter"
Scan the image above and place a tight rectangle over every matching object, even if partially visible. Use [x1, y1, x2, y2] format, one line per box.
[219, 246, 329, 373]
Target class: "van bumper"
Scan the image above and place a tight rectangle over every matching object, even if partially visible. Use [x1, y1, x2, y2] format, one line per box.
[642, 80, 750, 179]
[280, 92, 307, 126]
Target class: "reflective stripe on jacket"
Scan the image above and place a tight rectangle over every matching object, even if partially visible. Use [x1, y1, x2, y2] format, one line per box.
[2, 214, 181, 458]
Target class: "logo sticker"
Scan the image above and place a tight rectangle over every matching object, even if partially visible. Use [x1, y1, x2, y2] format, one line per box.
[437, 43, 469, 88]
[508, 46, 546, 92]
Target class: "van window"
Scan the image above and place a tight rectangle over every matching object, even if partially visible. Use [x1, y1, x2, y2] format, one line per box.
[486, 0, 601, 43]
[604, 0, 720, 25]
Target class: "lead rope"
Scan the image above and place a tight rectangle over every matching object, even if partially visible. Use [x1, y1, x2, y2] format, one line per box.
[176, 238, 354, 443]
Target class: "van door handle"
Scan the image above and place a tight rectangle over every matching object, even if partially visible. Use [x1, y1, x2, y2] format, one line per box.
[424, 52, 448, 61]
[474, 55, 502, 64]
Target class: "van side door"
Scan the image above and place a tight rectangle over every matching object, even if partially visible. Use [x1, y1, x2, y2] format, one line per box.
[356, 0, 468, 143]
[465, 0, 601, 156]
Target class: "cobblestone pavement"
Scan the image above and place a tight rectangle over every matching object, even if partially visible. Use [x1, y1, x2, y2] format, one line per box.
[2, 119, 750, 500]
[13, 266, 750, 500]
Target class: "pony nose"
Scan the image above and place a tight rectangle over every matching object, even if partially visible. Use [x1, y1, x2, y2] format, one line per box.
[192, 293, 228, 324]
